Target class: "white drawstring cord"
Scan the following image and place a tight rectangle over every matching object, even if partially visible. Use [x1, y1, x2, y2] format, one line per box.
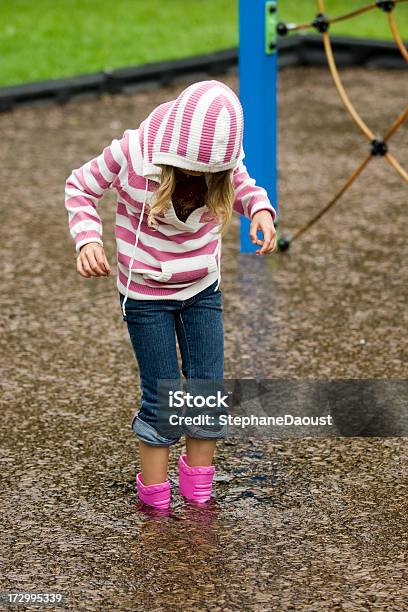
[121, 181, 149, 319]
[214, 237, 222, 291]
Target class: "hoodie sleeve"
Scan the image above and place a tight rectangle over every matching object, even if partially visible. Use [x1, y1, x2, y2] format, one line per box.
[231, 160, 277, 222]
[64, 131, 129, 253]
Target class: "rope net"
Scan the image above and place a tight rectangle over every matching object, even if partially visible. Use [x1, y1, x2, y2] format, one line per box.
[276, 0, 407, 251]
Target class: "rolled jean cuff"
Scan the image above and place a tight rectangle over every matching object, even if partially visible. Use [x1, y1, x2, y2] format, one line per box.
[182, 421, 228, 440]
[131, 414, 181, 447]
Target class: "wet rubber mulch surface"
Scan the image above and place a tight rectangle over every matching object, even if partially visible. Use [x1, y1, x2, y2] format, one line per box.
[1, 67, 407, 611]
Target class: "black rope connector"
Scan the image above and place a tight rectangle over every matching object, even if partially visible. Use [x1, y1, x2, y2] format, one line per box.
[370, 139, 388, 156]
[277, 22, 288, 36]
[312, 13, 330, 33]
[376, 0, 395, 12]
[277, 236, 291, 252]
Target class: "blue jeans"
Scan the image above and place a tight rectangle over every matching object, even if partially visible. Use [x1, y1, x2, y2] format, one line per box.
[119, 280, 224, 446]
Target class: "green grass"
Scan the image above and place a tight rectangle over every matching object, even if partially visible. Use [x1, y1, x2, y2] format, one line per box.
[0, 0, 407, 87]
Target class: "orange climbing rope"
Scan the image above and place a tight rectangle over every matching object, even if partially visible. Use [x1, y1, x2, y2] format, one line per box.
[388, 10, 408, 60]
[277, 0, 408, 250]
[287, 0, 408, 32]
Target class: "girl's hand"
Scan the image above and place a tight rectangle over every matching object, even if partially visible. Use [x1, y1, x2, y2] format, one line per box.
[250, 211, 277, 254]
[77, 242, 111, 278]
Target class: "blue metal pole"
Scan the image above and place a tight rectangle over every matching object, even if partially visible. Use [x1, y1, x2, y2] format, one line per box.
[238, 0, 278, 253]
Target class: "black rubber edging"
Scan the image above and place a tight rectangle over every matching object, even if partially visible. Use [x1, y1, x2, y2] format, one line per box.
[282, 33, 408, 69]
[0, 48, 236, 113]
[0, 35, 406, 113]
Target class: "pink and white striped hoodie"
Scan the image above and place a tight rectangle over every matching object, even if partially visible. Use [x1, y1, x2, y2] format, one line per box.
[64, 80, 276, 315]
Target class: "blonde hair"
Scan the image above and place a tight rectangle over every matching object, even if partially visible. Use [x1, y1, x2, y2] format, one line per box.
[147, 165, 235, 237]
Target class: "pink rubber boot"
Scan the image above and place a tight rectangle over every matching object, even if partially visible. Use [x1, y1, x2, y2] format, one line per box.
[136, 473, 171, 510]
[178, 454, 215, 504]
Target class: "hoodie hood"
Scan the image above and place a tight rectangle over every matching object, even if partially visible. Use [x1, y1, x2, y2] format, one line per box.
[139, 80, 245, 182]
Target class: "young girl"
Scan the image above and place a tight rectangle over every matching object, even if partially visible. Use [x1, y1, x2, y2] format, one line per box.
[65, 79, 276, 510]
